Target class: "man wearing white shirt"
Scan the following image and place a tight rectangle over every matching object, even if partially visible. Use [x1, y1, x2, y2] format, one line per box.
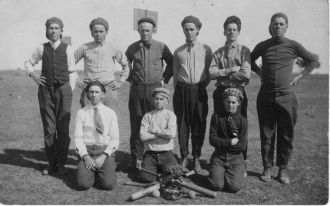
[75, 17, 130, 109]
[24, 17, 77, 176]
[139, 88, 179, 182]
[75, 81, 119, 190]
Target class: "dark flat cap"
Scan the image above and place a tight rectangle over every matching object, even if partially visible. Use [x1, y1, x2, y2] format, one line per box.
[89, 17, 109, 31]
[86, 81, 106, 93]
[138, 17, 156, 27]
[152, 87, 170, 98]
[181, 15, 202, 29]
[45, 17, 64, 29]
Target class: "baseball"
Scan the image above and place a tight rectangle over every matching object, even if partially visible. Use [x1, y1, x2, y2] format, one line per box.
[152, 189, 160, 197]
[188, 190, 196, 199]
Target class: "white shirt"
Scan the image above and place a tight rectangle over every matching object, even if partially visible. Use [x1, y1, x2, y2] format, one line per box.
[140, 108, 176, 151]
[24, 39, 77, 90]
[74, 103, 120, 157]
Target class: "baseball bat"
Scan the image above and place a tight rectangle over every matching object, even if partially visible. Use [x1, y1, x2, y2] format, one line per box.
[129, 183, 161, 201]
[174, 179, 217, 198]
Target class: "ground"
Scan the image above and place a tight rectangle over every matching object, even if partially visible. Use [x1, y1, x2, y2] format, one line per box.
[0, 70, 328, 204]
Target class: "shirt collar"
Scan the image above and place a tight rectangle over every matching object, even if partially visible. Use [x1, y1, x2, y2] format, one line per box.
[94, 39, 106, 46]
[225, 41, 238, 48]
[139, 38, 153, 47]
[49, 39, 61, 49]
[87, 102, 104, 110]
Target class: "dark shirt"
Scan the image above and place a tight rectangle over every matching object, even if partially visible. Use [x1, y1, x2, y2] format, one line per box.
[125, 39, 173, 84]
[209, 112, 247, 154]
[251, 37, 320, 92]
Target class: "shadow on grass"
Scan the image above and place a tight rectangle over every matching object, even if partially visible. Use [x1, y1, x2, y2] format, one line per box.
[0, 148, 78, 189]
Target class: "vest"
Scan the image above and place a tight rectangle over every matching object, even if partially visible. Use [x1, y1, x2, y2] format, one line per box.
[41, 42, 69, 86]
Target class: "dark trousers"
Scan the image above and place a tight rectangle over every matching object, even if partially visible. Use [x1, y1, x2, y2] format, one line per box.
[173, 82, 208, 158]
[208, 152, 245, 192]
[213, 86, 248, 160]
[76, 150, 117, 191]
[128, 83, 161, 160]
[257, 90, 298, 169]
[140, 150, 178, 183]
[38, 82, 72, 167]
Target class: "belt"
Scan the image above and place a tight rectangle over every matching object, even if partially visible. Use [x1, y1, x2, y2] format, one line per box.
[177, 81, 205, 87]
[86, 145, 107, 155]
[146, 150, 171, 154]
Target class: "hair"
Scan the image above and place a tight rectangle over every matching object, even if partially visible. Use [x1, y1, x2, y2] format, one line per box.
[223, 16, 241, 32]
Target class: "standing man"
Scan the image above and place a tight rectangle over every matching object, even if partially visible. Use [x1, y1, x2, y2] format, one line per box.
[172, 15, 212, 173]
[209, 16, 251, 176]
[75, 17, 130, 109]
[75, 81, 119, 190]
[125, 17, 173, 169]
[251, 12, 320, 184]
[24, 17, 76, 175]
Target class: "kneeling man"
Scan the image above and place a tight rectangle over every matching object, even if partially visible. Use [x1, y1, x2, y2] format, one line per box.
[139, 88, 180, 182]
[74, 81, 119, 190]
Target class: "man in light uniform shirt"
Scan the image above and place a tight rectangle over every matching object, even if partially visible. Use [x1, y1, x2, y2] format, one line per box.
[172, 15, 212, 173]
[75, 17, 130, 109]
[139, 88, 179, 182]
[74, 81, 119, 190]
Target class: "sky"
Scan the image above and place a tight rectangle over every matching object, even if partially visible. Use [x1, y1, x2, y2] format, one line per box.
[0, 0, 328, 73]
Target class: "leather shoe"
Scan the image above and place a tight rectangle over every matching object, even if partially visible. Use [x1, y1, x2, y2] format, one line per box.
[58, 166, 69, 176]
[181, 157, 189, 168]
[193, 157, 202, 173]
[42, 165, 57, 175]
[260, 167, 272, 182]
[277, 168, 290, 184]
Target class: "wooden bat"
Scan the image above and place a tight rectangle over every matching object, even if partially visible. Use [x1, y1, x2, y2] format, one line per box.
[129, 183, 160, 201]
[123, 181, 154, 188]
[174, 179, 217, 198]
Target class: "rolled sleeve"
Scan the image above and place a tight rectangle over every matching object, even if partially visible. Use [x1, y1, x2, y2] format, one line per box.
[24, 44, 43, 75]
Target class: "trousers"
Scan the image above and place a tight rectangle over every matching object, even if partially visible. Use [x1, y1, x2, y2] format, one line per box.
[140, 150, 178, 183]
[257, 90, 298, 169]
[38, 82, 72, 167]
[173, 82, 208, 158]
[76, 146, 116, 190]
[208, 152, 245, 192]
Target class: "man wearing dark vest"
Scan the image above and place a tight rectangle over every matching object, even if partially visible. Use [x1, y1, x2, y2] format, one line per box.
[125, 17, 173, 169]
[24, 17, 77, 176]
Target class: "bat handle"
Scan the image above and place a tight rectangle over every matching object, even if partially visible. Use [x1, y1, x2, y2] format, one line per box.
[129, 183, 160, 201]
[175, 180, 217, 198]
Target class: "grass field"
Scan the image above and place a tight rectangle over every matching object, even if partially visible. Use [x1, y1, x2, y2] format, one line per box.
[0, 70, 328, 204]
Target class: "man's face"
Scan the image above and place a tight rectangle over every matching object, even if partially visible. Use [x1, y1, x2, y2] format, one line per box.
[138, 22, 154, 42]
[153, 93, 167, 110]
[224, 23, 240, 42]
[270, 17, 287, 38]
[87, 85, 104, 106]
[47, 23, 62, 42]
[224, 96, 240, 114]
[91, 24, 107, 44]
[183, 23, 199, 43]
